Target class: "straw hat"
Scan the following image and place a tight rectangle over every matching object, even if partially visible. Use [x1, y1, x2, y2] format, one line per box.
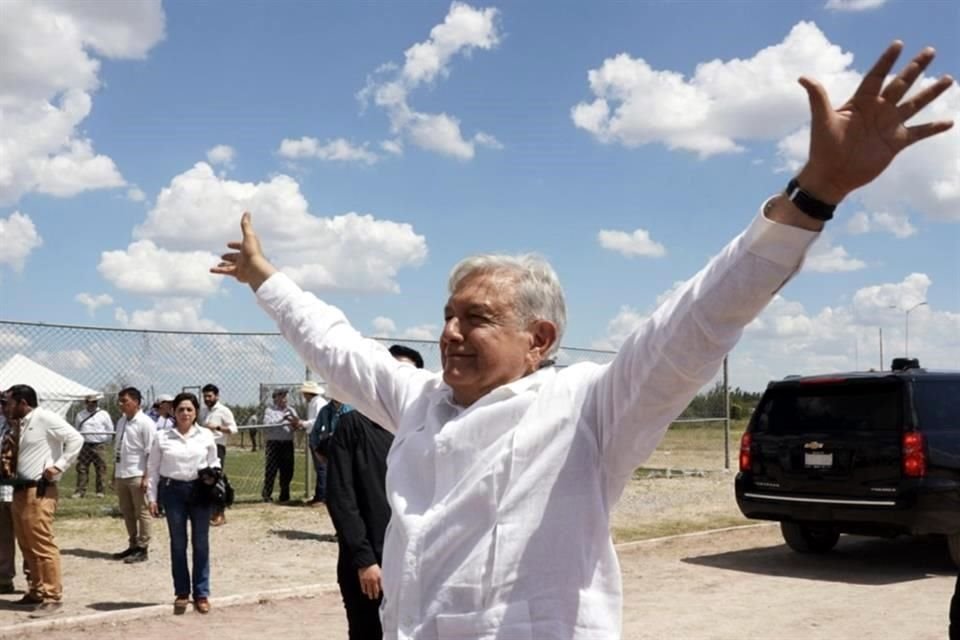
[300, 381, 324, 397]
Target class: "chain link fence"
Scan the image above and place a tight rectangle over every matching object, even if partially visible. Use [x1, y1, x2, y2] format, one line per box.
[0, 319, 737, 516]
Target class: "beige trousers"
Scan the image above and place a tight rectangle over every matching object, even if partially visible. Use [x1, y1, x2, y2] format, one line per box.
[12, 485, 61, 602]
[116, 476, 151, 549]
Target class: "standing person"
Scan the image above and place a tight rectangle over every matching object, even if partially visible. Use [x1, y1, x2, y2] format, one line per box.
[199, 384, 236, 526]
[154, 395, 175, 431]
[2, 385, 82, 617]
[326, 345, 423, 639]
[0, 394, 25, 595]
[72, 394, 114, 499]
[261, 389, 301, 503]
[147, 392, 219, 615]
[285, 381, 328, 506]
[112, 387, 155, 564]
[212, 43, 954, 638]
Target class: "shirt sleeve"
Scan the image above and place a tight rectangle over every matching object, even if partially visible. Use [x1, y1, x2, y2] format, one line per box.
[583, 204, 819, 499]
[146, 434, 162, 502]
[255, 274, 434, 433]
[220, 407, 238, 434]
[325, 414, 377, 570]
[207, 433, 220, 469]
[50, 412, 84, 472]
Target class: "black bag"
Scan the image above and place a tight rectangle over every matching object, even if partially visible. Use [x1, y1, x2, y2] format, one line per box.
[194, 466, 233, 509]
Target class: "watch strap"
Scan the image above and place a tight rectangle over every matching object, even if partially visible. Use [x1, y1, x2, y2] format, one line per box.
[785, 178, 836, 221]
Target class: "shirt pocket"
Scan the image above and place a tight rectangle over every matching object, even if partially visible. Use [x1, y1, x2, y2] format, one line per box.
[434, 600, 532, 639]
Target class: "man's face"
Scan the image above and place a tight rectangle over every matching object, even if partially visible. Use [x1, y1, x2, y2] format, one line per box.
[1, 392, 17, 421]
[440, 272, 540, 406]
[118, 393, 139, 418]
[274, 393, 288, 409]
[158, 401, 172, 417]
[202, 391, 217, 408]
[85, 400, 97, 412]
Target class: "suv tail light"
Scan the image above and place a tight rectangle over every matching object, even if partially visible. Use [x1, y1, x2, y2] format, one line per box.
[739, 432, 752, 472]
[902, 431, 926, 478]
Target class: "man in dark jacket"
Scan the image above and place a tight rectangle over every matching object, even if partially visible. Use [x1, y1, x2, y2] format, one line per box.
[326, 345, 423, 639]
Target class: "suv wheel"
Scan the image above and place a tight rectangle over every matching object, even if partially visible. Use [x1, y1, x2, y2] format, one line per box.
[780, 522, 840, 553]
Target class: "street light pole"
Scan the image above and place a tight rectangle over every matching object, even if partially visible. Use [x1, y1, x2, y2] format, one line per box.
[905, 301, 928, 358]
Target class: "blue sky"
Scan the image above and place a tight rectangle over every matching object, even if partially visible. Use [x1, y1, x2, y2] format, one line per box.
[0, 0, 958, 391]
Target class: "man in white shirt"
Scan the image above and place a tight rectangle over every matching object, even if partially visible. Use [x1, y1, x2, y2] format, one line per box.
[261, 389, 302, 503]
[71, 394, 114, 499]
[154, 394, 175, 431]
[3, 384, 83, 617]
[112, 387, 155, 564]
[212, 43, 954, 639]
[199, 384, 237, 526]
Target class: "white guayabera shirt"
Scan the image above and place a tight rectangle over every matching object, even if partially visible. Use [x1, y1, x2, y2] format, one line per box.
[256, 206, 818, 640]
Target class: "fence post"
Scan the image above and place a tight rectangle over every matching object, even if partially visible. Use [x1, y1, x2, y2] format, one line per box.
[723, 355, 730, 470]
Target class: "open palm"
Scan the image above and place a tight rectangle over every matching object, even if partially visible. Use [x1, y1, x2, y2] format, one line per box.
[798, 42, 953, 204]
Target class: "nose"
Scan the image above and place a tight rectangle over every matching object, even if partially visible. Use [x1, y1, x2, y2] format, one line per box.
[441, 316, 463, 344]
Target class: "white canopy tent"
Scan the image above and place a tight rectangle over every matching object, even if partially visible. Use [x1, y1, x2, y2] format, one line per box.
[0, 353, 99, 417]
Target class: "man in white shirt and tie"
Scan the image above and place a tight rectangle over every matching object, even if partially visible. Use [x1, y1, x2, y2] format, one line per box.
[112, 387, 155, 564]
[72, 394, 114, 499]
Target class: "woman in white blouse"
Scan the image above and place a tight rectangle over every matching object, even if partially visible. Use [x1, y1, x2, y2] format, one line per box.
[147, 392, 219, 615]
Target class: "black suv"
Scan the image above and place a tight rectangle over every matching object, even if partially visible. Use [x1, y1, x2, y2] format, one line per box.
[735, 358, 960, 564]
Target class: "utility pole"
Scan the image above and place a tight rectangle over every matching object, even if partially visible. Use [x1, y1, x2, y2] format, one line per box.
[723, 355, 730, 471]
[879, 327, 884, 370]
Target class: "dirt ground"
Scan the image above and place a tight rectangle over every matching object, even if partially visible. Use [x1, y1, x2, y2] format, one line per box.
[2, 474, 956, 638]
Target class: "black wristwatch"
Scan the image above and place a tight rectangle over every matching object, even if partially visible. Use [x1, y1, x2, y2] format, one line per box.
[785, 178, 836, 221]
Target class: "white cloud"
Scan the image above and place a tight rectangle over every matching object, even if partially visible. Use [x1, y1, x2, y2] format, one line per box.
[372, 317, 397, 336]
[597, 228, 667, 258]
[34, 349, 92, 370]
[126, 187, 146, 202]
[277, 137, 378, 165]
[0, 211, 44, 271]
[98, 240, 222, 296]
[132, 162, 427, 294]
[206, 144, 236, 168]
[825, 0, 888, 11]
[358, 2, 502, 160]
[804, 236, 866, 272]
[381, 139, 404, 155]
[572, 22, 860, 158]
[114, 298, 225, 332]
[0, 0, 165, 205]
[845, 211, 917, 238]
[596, 273, 957, 391]
[75, 292, 114, 316]
[0, 330, 30, 349]
[369, 316, 437, 340]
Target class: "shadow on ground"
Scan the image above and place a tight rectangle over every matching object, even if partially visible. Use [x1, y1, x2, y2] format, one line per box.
[60, 548, 116, 560]
[270, 529, 336, 543]
[88, 602, 155, 612]
[684, 534, 956, 585]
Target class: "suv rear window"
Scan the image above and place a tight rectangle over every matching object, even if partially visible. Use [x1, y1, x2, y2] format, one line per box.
[753, 379, 903, 435]
[912, 380, 960, 429]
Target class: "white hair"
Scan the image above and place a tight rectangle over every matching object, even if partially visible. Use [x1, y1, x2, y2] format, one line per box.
[447, 253, 566, 357]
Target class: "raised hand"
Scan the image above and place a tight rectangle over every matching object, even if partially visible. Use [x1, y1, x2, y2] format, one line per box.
[210, 212, 278, 291]
[795, 41, 954, 205]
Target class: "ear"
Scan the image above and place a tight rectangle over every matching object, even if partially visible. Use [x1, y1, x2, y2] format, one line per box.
[527, 319, 558, 366]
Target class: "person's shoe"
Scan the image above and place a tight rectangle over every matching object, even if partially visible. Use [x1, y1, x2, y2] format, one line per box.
[71, 492, 83, 499]
[210, 512, 226, 526]
[173, 594, 190, 615]
[95, 492, 105, 498]
[29, 601, 63, 618]
[309, 499, 325, 508]
[0, 582, 15, 595]
[194, 597, 211, 614]
[123, 548, 148, 563]
[12, 594, 43, 606]
[112, 547, 138, 560]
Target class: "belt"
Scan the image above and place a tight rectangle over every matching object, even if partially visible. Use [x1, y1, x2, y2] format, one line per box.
[160, 477, 195, 487]
[11, 480, 39, 492]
